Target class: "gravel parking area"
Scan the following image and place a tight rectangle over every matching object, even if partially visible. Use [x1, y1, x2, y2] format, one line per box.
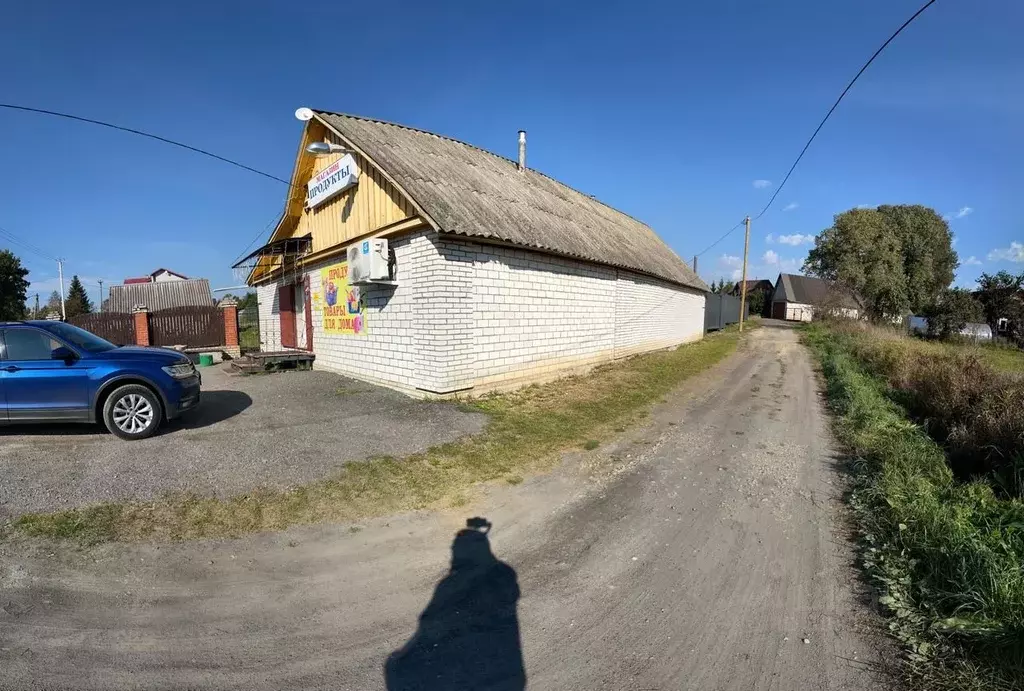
[0, 367, 486, 517]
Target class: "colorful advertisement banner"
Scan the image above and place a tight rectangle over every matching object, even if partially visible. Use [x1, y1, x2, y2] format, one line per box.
[320, 261, 367, 335]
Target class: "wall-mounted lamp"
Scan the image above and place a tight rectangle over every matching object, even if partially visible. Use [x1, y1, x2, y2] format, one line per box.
[306, 141, 354, 156]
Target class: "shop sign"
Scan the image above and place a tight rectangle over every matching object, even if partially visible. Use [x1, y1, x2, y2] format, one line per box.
[320, 261, 367, 335]
[306, 154, 359, 209]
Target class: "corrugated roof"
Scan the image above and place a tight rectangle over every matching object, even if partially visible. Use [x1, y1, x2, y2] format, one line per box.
[774, 273, 862, 310]
[315, 112, 708, 292]
[107, 278, 214, 312]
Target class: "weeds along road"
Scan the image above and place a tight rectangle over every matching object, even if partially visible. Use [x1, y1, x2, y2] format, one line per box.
[0, 322, 884, 690]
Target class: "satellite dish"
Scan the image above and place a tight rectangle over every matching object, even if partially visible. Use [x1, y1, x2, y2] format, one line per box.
[294, 107, 314, 121]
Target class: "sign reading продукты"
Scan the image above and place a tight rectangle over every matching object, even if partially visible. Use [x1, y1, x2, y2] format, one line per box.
[305, 154, 359, 209]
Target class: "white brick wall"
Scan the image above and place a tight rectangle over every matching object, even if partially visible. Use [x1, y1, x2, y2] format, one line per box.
[255, 231, 438, 393]
[256, 230, 705, 396]
[255, 282, 281, 351]
[438, 237, 704, 390]
[613, 271, 706, 358]
[460, 239, 618, 388]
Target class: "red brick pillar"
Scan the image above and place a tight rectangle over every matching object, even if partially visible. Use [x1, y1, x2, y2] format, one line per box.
[219, 297, 241, 359]
[133, 307, 150, 346]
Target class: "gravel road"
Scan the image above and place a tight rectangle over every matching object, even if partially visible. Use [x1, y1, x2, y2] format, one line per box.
[0, 368, 485, 517]
[0, 323, 886, 690]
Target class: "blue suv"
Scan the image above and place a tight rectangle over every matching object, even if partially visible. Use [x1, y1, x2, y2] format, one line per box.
[0, 321, 201, 440]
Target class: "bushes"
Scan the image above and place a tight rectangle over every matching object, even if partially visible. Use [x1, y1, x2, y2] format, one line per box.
[829, 322, 1024, 498]
[803, 325, 1024, 689]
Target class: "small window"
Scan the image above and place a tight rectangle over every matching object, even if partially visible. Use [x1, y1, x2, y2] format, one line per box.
[3, 328, 62, 361]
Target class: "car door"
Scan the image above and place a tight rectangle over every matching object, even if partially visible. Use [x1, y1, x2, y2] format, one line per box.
[0, 331, 8, 422]
[0, 327, 92, 422]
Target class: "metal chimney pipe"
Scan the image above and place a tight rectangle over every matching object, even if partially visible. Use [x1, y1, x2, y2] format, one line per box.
[517, 130, 526, 172]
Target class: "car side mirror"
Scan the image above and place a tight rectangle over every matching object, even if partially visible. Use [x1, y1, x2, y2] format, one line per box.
[51, 346, 77, 363]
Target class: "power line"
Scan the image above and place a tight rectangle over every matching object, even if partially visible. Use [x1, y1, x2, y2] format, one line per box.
[695, 219, 747, 258]
[0, 225, 58, 262]
[232, 211, 286, 266]
[752, 0, 938, 220]
[0, 225, 112, 299]
[696, 0, 938, 268]
[0, 103, 293, 186]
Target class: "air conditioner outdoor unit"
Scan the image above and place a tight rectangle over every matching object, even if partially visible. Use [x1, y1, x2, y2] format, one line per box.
[349, 238, 391, 284]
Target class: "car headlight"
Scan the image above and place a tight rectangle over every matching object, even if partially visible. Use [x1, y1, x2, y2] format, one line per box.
[162, 362, 196, 379]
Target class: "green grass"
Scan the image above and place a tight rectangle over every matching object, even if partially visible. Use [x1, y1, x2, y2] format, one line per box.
[802, 323, 1024, 690]
[974, 343, 1024, 373]
[11, 328, 744, 545]
[238, 325, 260, 351]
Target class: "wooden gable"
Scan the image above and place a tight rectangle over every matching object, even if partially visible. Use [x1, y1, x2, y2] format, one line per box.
[250, 119, 423, 282]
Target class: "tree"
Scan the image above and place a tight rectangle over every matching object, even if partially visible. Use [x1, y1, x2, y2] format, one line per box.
[237, 291, 258, 313]
[921, 288, 983, 339]
[45, 290, 63, 318]
[804, 204, 956, 319]
[877, 205, 957, 312]
[804, 207, 908, 319]
[975, 271, 1024, 335]
[746, 289, 766, 317]
[65, 275, 93, 318]
[0, 250, 30, 320]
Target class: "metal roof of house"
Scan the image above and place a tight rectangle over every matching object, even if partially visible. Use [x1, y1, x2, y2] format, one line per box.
[774, 273, 863, 310]
[315, 112, 708, 292]
[107, 278, 214, 312]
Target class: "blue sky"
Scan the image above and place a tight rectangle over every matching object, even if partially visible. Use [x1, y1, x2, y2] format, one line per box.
[1, 0, 1021, 302]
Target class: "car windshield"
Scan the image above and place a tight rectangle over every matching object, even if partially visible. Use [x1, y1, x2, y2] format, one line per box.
[43, 322, 117, 353]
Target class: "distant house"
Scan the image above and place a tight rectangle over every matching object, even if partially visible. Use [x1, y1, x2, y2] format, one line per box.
[771, 273, 862, 322]
[151, 268, 188, 282]
[107, 278, 214, 312]
[122, 268, 189, 285]
[729, 279, 774, 317]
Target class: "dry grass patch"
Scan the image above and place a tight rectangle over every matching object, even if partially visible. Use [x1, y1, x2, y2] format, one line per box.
[826, 321, 1024, 497]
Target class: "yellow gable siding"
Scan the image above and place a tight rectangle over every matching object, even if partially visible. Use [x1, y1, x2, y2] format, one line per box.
[292, 131, 416, 253]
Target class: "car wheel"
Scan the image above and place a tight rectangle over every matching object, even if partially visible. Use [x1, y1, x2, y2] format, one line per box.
[102, 384, 163, 440]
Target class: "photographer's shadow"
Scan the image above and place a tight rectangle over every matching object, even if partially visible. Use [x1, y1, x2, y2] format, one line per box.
[385, 517, 525, 691]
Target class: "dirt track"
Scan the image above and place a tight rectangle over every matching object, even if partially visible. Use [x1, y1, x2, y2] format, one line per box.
[0, 323, 885, 690]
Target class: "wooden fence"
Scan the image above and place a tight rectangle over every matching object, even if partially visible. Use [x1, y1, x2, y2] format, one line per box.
[69, 312, 136, 346]
[149, 306, 225, 348]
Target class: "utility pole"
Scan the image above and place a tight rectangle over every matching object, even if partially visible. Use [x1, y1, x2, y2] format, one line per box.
[692, 255, 698, 274]
[98, 280, 104, 312]
[34, 293, 39, 319]
[738, 216, 751, 332]
[57, 258, 66, 321]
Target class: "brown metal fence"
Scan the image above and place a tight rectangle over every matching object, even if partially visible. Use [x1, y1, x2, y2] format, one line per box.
[149, 306, 225, 348]
[69, 312, 136, 346]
